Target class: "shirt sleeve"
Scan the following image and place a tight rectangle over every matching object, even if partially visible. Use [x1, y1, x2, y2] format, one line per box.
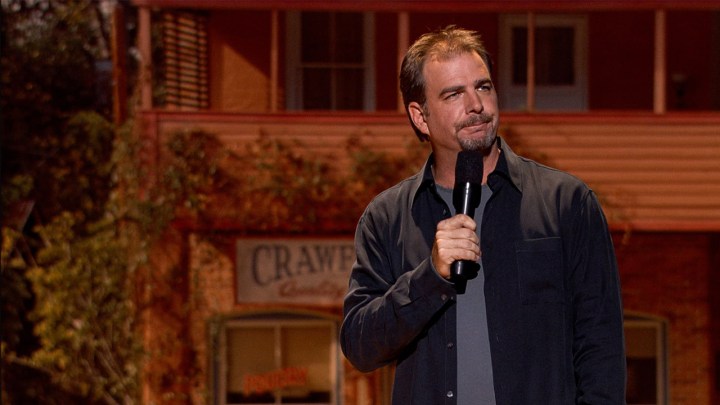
[570, 190, 627, 403]
[340, 207, 456, 372]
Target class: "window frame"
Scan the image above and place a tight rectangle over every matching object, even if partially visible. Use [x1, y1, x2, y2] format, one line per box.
[217, 315, 340, 405]
[624, 315, 669, 405]
[498, 13, 588, 111]
[285, 11, 375, 111]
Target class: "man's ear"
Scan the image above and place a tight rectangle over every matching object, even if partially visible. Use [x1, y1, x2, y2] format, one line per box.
[408, 102, 430, 138]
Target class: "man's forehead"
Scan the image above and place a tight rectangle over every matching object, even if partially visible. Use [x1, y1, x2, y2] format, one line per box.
[423, 52, 491, 83]
[426, 49, 484, 63]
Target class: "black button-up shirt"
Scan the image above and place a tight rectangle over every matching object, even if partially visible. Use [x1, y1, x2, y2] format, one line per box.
[340, 138, 626, 404]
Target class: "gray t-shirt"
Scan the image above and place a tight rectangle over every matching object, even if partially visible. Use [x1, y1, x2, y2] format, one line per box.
[436, 184, 496, 405]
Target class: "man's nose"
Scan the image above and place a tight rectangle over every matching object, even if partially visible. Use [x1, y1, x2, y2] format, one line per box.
[465, 91, 484, 114]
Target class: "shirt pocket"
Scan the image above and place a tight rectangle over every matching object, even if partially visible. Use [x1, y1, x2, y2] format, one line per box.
[515, 237, 564, 304]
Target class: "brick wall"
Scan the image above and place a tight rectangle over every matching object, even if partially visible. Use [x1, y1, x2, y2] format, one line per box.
[139, 227, 718, 404]
[615, 231, 715, 404]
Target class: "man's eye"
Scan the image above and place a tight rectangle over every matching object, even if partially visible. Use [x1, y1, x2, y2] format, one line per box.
[478, 84, 493, 92]
[445, 92, 459, 100]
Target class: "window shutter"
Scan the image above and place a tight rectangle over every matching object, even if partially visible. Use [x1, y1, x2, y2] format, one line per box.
[160, 11, 208, 110]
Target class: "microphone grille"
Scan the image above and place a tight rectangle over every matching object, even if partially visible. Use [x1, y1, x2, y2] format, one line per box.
[455, 151, 484, 185]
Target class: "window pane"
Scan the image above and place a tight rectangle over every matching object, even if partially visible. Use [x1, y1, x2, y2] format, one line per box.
[511, 27, 528, 85]
[301, 12, 330, 63]
[511, 26, 575, 86]
[226, 327, 276, 404]
[536, 27, 574, 85]
[335, 68, 365, 110]
[280, 326, 332, 403]
[625, 325, 659, 404]
[222, 320, 336, 405]
[333, 13, 364, 63]
[303, 68, 332, 110]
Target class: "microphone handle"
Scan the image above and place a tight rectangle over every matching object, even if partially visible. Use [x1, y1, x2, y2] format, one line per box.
[450, 260, 479, 281]
[454, 182, 479, 217]
[451, 182, 482, 293]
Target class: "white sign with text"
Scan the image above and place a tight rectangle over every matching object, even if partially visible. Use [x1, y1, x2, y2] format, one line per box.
[236, 238, 355, 305]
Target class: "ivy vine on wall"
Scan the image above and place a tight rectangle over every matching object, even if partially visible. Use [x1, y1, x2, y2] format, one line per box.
[159, 129, 429, 234]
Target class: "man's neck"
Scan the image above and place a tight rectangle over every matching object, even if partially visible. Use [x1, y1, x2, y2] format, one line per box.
[433, 145, 501, 188]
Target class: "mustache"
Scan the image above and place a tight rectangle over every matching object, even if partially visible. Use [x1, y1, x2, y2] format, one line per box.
[456, 113, 493, 132]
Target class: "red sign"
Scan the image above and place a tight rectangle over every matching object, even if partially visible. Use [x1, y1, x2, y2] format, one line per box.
[243, 366, 309, 396]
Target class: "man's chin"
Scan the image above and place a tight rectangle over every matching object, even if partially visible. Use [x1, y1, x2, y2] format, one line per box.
[459, 132, 496, 152]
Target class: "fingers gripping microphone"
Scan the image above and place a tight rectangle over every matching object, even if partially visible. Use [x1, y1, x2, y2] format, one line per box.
[450, 151, 483, 293]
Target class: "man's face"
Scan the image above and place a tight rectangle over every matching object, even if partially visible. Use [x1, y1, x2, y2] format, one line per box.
[410, 51, 499, 155]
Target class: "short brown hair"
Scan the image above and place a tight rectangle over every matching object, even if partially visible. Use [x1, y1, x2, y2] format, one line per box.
[399, 26, 493, 141]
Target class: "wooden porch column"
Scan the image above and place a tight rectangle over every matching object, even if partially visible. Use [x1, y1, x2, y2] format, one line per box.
[270, 10, 279, 112]
[111, 4, 128, 125]
[397, 11, 409, 113]
[138, 6, 153, 110]
[654, 9, 667, 114]
[526, 11, 536, 112]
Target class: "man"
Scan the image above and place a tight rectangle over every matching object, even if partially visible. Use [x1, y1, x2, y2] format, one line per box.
[340, 26, 626, 404]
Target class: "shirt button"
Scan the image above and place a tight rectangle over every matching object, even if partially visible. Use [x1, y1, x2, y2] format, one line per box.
[446, 391, 454, 398]
[441, 294, 448, 301]
[447, 342, 454, 349]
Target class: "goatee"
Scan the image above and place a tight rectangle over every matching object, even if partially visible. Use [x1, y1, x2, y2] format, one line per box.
[456, 113, 496, 152]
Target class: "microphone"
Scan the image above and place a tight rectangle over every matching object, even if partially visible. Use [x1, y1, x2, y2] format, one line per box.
[450, 151, 483, 293]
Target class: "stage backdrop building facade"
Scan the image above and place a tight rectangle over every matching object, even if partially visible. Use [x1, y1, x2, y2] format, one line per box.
[119, 1, 720, 404]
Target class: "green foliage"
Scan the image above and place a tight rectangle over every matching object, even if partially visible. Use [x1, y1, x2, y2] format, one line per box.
[345, 134, 427, 201]
[58, 112, 116, 217]
[240, 135, 339, 230]
[1, 111, 122, 405]
[163, 128, 225, 213]
[10, 121, 227, 405]
[28, 212, 139, 405]
[1, 228, 35, 352]
[1, 0, 114, 223]
[159, 129, 428, 233]
[1, 2, 133, 402]
[0, 175, 34, 211]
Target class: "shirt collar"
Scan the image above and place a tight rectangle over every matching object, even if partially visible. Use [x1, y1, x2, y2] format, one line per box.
[409, 153, 438, 207]
[493, 137, 524, 193]
[408, 136, 525, 208]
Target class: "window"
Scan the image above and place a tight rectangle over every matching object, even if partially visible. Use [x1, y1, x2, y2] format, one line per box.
[217, 314, 339, 405]
[158, 10, 209, 109]
[499, 14, 587, 111]
[286, 11, 375, 111]
[625, 315, 668, 405]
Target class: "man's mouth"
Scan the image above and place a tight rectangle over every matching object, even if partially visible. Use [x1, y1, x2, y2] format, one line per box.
[456, 114, 492, 133]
